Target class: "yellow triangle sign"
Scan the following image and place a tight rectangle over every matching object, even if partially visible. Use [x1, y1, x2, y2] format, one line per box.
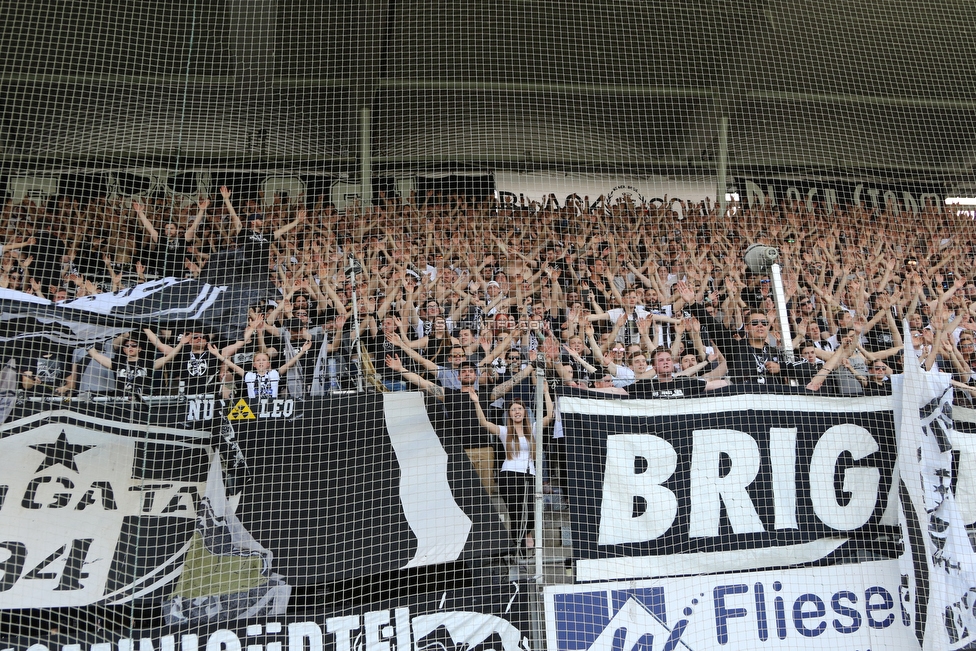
[227, 399, 256, 421]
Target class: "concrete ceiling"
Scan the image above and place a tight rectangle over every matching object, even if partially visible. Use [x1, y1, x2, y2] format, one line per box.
[1, 0, 973, 187]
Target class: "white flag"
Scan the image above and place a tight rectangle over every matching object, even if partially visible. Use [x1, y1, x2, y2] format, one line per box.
[894, 319, 976, 650]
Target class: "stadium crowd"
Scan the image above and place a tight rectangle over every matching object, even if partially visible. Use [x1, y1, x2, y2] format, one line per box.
[2, 188, 976, 404]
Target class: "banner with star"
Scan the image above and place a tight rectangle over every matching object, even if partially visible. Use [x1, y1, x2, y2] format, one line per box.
[0, 392, 509, 613]
[0, 409, 210, 608]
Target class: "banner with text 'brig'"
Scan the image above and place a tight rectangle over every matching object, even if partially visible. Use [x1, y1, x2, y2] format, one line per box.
[556, 393, 916, 649]
[561, 394, 901, 582]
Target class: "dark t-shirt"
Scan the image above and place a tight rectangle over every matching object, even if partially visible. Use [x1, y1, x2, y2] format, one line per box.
[687, 303, 738, 354]
[170, 349, 219, 395]
[435, 388, 493, 449]
[26, 229, 67, 288]
[236, 228, 272, 283]
[725, 338, 780, 384]
[114, 360, 154, 395]
[362, 333, 402, 381]
[782, 360, 819, 385]
[863, 325, 896, 353]
[862, 379, 893, 396]
[21, 350, 71, 394]
[75, 242, 109, 282]
[627, 376, 707, 399]
[145, 236, 188, 278]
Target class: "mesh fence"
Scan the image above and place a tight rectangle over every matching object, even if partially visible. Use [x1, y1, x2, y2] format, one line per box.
[2, 2, 976, 650]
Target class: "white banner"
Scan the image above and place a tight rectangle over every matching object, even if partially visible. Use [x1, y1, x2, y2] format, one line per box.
[493, 172, 715, 210]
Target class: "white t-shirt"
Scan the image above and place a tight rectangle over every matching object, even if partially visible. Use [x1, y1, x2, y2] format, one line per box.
[244, 369, 281, 399]
[498, 425, 536, 475]
[605, 307, 649, 345]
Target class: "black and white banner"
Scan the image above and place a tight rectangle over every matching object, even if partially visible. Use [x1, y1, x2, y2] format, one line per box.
[554, 393, 921, 650]
[0, 408, 210, 608]
[0, 391, 527, 651]
[0, 278, 258, 347]
[950, 404, 976, 528]
[560, 393, 900, 583]
[734, 177, 944, 214]
[0, 392, 508, 614]
[3, 586, 533, 651]
[226, 392, 510, 585]
[893, 326, 976, 651]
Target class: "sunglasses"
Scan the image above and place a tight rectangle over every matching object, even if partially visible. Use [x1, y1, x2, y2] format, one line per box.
[750, 319, 769, 326]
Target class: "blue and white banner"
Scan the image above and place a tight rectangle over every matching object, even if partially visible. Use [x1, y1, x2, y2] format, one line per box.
[545, 561, 917, 651]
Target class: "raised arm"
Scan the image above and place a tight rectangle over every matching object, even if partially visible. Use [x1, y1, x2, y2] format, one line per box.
[184, 197, 209, 241]
[806, 339, 854, 391]
[133, 202, 159, 243]
[207, 343, 246, 377]
[586, 326, 610, 369]
[1, 236, 36, 253]
[468, 389, 501, 436]
[143, 327, 175, 355]
[320, 276, 350, 318]
[155, 334, 192, 368]
[273, 205, 307, 240]
[386, 353, 443, 399]
[220, 186, 242, 235]
[85, 346, 114, 370]
[390, 332, 438, 372]
[480, 331, 516, 368]
[277, 340, 314, 374]
[565, 339, 600, 377]
[490, 361, 535, 402]
[221, 319, 258, 358]
[538, 375, 555, 429]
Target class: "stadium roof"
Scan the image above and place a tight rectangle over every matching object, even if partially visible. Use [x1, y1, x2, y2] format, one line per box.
[2, 0, 975, 189]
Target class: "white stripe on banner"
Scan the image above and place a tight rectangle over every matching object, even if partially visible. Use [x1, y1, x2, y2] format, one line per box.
[559, 393, 892, 418]
[0, 287, 55, 305]
[576, 538, 848, 582]
[384, 392, 472, 568]
[59, 277, 186, 314]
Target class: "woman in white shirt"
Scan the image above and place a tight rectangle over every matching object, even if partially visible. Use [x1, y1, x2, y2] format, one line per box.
[209, 343, 311, 399]
[471, 380, 553, 550]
